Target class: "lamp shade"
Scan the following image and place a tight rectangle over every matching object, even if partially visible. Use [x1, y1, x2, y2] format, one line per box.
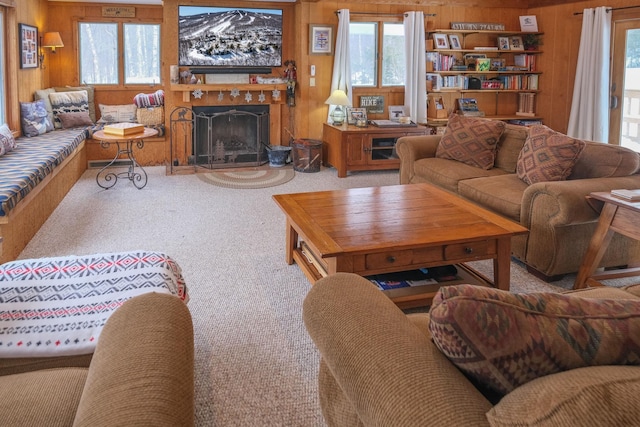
[324, 89, 351, 107]
[42, 32, 64, 50]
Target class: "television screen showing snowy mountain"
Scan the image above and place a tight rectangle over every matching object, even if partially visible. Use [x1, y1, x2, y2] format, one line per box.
[179, 6, 283, 67]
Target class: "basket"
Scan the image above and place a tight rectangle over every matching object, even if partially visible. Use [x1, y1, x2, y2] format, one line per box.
[136, 106, 164, 126]
[292, 139, 322, 173]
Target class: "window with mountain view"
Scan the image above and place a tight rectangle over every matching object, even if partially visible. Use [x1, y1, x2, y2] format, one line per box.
[79, 22, 160, 86]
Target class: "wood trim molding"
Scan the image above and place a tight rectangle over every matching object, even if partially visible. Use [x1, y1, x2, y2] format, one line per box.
[0, 0, 14, 7]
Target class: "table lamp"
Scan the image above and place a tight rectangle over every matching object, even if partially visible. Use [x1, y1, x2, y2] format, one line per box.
[325, 89, 351, 126]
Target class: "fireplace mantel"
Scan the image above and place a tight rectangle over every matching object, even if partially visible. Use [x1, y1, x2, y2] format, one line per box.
[170, 84, 288, 103]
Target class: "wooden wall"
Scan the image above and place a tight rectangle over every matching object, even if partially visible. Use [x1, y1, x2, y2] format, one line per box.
[12, 0, 635, 163]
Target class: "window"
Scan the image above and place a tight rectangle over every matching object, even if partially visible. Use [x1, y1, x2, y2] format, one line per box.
[79, 22, 160, 86]
[349, 21, 405, 87]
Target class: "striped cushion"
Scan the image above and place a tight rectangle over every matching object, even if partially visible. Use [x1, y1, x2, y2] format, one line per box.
[0, 128, 88, 216]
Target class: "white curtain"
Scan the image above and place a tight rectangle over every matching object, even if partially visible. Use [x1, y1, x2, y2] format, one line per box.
[328, 9, 352, 121]
[403, 12, 427, 124]
[567, 6, 611, 142]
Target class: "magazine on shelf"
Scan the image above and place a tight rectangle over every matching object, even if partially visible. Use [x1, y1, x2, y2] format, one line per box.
[370, 120, 417, 128]
[367, 265, 459, 291]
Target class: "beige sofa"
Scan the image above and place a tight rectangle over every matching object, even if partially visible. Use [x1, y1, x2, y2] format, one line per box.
[396, 124, 640, 280]
[0, 292, 194, 426]
[304, 272, 640, 426]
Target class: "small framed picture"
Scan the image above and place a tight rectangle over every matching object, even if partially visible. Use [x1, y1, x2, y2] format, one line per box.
[448, 34, 461, 50]
[19, 23, 38, 69]
[433, 33, 449, 49]
[475, 58, 491, 72]
[309, 24, 334, 55]
[510, 36, 524, 51]
[388, 105, 409, 121]
[490, 58, 506, 71]
[498, 36, 510, 51]
[347, 107, 367, 125]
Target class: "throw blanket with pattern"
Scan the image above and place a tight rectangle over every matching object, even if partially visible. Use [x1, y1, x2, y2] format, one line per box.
[0, 251, 188, 357]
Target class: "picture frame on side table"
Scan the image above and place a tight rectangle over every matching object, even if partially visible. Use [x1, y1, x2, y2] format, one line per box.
[388, 105, 409, 121]
[309, 24, 334, 55]
[346, 107, 367, 125]
[433, 33, 449, 49]
[19, 23, 38, 69]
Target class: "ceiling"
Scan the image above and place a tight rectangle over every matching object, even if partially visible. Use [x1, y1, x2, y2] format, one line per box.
[47, 0, 298, 4]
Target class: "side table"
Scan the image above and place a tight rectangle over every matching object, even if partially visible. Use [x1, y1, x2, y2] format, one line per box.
[92, 128, 158, 189]
[574, 191, 640, 289]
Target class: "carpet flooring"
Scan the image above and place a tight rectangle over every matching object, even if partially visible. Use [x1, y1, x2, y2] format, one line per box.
[17, 165, 625, 426]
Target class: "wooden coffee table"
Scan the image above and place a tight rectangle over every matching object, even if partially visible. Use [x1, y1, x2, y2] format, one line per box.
[273, 183, 528, 308]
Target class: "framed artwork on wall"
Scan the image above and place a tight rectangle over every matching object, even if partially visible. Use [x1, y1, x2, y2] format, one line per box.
[309, 24, 333, 55]
[19, 23, 38, 69]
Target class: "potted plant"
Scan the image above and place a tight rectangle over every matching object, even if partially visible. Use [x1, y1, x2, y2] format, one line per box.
[523, 34, 542, 51]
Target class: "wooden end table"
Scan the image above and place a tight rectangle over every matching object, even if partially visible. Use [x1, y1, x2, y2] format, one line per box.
[273, 183, 528, 308]
[574, 191, 640, 289]
[92, 128, 158, 189]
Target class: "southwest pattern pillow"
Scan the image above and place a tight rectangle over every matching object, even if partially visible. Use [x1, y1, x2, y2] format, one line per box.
[435, 114, 506, 170]
[428, 284, 640, 395]
[516, 125, 586, 184]
[49, 91, 90, 129]
[20, 99, 54, 137]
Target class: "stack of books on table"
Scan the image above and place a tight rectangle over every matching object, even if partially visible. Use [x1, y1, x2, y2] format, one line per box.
[103, 122, 144, 136]
[611, 189, 640, 201]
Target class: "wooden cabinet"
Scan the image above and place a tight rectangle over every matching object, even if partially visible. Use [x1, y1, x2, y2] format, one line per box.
[426, 29, 543, 126]
[322, 123, 429, 178]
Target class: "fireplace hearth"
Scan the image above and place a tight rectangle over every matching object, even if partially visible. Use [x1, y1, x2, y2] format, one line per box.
[192, 105, 269, 169]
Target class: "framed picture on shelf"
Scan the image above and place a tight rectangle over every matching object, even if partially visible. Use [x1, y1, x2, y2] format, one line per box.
[448, 34, 461, 50]
[510, 36, 524, 51]
[475, 58, 491, 72]
[346, 107, 367, 125]
[490, 58, 506, 71]
[309, 24, 333, 55]
[497, 36, 510, 51]
[19, 23, 38, 69]
[433, 33, 449, 49]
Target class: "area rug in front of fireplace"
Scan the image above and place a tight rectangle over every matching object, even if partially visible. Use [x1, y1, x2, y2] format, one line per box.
[197, 167, 295, 189]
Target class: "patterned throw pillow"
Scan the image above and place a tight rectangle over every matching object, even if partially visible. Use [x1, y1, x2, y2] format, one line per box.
[428, 284, 640, 395]
[435, 114, 506, 170]
[20, 99, 54, 137]
[54, 86, 96, 123]
[98, 104, 138, 123]
[34, 88, 56, 126]
[133, 89, 165, 108]
[49, 91, 90, 129]
[0, 124, 17, 157]
[516, 125, 586, 184]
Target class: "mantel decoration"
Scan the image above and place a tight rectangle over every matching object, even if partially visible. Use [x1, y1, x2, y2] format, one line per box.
[19, 23, 38, 69]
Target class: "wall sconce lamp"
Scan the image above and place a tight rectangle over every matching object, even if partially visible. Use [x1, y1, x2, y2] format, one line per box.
[39, 32, 64, 69]
[325, 89, 351, 126]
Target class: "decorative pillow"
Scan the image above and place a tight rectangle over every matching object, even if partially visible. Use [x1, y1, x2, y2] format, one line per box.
[20, 99, 54, 137]
[136, 106, 164, 126]
[428, 284, 640, 395]
[0, 124, 17, 156]
[57, 112, 94, 129]
[133, 89, 165, 108]
[55, 86, 96, 123]
[49, 90, 89, 129]
[34, 88, 56, 125]
[435, 114, 506, 170]
[98, 104, 137, 123]
[516, 125, 586, 184]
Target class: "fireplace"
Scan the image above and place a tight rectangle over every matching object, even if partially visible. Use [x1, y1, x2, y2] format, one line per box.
[192, 105, 269, 168]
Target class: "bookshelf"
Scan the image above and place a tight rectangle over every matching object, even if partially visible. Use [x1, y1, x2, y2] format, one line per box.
[425, 29, 543, 127]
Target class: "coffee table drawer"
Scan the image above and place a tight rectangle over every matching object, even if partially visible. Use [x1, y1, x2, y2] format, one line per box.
[365, 247, 442, 269]
[444, 241, 494, 260]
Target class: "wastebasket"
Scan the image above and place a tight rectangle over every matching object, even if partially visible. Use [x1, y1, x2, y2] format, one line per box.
[292, 139, 322, 173]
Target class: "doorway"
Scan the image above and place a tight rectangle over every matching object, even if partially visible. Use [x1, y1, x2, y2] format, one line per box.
[610, 19, 640, 150]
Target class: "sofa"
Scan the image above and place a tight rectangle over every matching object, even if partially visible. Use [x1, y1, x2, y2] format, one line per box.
[0, 291, 194, 426]
[396, 119, 640, 280]
[304, 272, 640, 427]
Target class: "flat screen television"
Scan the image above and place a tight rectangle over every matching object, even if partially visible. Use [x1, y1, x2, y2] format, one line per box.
[178, 6, 283, 69]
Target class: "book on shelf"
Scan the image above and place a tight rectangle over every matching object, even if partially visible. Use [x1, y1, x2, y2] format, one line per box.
[611, 189, 640, 201]
[457, 98, 485, 116]
[103, 122, 144, 136]
[370, 119, 417, 128]
[367, 266, 459, 291]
